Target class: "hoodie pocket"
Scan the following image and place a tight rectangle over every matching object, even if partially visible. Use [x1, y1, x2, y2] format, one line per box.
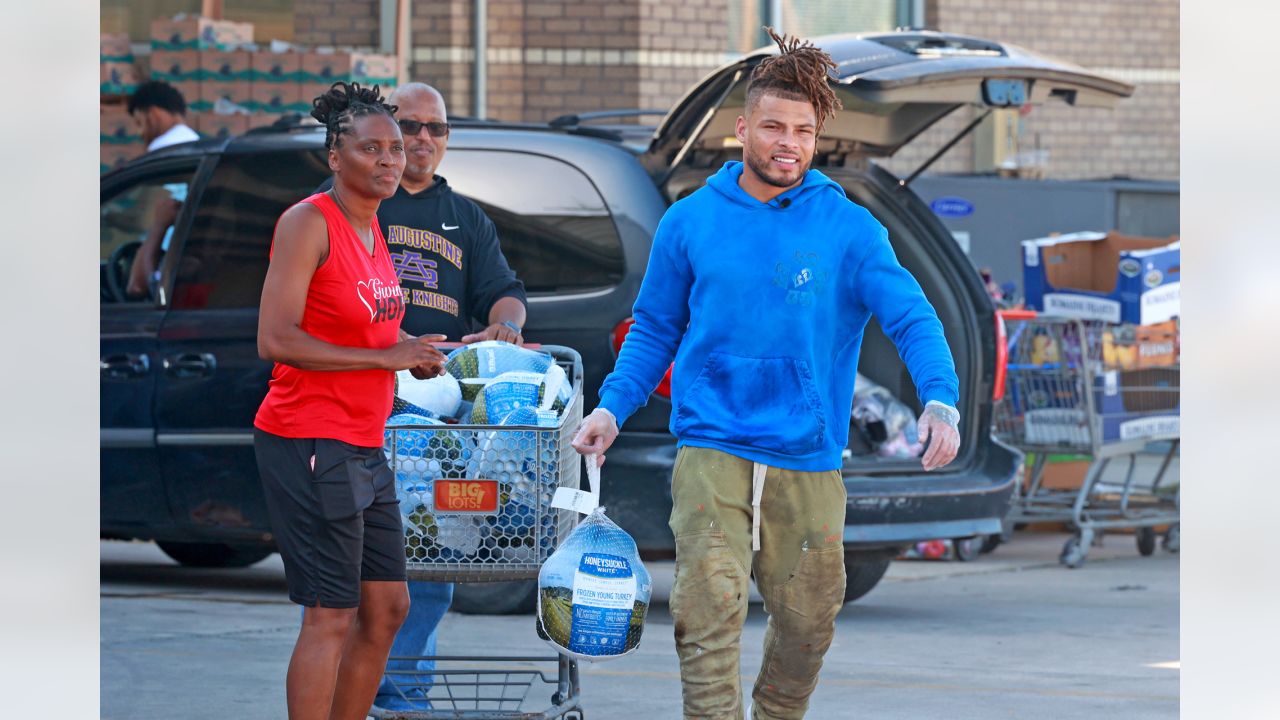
[673, 352, 827, 455]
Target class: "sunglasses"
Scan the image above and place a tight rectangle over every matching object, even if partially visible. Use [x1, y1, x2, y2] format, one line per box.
[397, 119, 451, 138]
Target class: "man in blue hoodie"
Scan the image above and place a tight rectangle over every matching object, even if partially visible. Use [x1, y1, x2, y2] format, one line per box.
[572, 29, 961, 720]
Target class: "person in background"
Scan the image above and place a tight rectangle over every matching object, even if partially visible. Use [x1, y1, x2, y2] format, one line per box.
[124, 80, 200, 298]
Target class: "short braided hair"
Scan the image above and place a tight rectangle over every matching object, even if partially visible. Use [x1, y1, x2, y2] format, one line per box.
[746, 27, 842, 132]
[310, 81, 399, 150]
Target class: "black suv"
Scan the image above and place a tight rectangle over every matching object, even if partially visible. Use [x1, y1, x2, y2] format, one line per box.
[101, 32, 1132, 610]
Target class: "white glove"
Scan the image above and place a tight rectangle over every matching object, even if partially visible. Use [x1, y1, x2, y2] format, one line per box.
[917, 401, 960, 472]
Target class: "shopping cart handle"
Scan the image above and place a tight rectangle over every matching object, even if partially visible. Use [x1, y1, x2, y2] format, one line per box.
[431, 341, 543, 349]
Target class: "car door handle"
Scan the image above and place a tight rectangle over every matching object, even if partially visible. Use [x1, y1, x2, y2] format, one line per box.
[164, 352, 217, 378]
[101, 353, 151, 379]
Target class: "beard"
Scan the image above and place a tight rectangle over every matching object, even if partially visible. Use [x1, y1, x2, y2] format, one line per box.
[744, 144, 810, 188]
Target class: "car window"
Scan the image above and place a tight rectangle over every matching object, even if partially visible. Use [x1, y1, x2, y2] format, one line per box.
[170, 150, 330, 310]
[444, 150, 624, 294]
[100, 166, 198, 304]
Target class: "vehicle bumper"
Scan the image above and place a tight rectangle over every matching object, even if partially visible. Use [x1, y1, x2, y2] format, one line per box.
[605, 432, 1023, 555]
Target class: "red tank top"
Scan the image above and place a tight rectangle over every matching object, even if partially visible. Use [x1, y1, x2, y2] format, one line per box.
[254, 192, 405, 447]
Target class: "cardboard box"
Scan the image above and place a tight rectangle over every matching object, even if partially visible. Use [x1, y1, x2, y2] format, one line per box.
[199, 50, 252, 81]
[100, 61, 140, 95]
[251, 51, 303, 82]
[300, 51, 398, 85]
[298, 82, 335, 108]
[101, 142, 145, 174]
[1022, 231, 1180, 325]
[194, 112, 251, 139]
[151, 15, 253, 51]
[172, 81, 202, 110]
[195, 80, 252, 112]
[100, 106, 140, 144]
[101, 33, 133, 61]
[1026, 458, 1090, 492]
[1093, 367, 1180, 441]
[149, 50, 202, 83]
[249, 81, 307, 113]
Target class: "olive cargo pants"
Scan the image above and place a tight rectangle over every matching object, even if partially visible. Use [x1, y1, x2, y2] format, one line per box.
[669, 446, 848, 720]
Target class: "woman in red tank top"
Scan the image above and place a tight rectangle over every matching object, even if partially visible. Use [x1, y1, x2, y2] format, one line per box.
[253, 82, 444, 720]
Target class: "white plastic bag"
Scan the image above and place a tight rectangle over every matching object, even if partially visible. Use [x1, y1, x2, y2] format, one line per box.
[536, 455, 651, 661]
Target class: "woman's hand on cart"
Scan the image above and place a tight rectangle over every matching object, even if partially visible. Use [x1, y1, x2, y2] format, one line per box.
[918, 401, 961, 472]
[572, 408, 619, 467]
[387, 332, 448, 377]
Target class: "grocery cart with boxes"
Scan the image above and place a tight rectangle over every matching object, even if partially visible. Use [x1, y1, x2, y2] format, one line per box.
[372, 345, 586, 719]
[992, 313, 1180, 568]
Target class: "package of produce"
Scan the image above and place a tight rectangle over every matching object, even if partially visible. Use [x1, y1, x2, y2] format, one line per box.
[537, 456, 651, 661]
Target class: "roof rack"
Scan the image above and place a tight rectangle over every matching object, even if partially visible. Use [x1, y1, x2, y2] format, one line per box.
[548, 109, 666, 128]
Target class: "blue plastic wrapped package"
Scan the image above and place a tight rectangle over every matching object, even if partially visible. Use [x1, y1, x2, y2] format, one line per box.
[537, 458, 651, 661]
[469, 366, 572, 425]
[445, 340, 557, 401]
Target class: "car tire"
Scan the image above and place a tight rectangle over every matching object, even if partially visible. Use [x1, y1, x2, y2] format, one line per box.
[843, 554, 892, 604]
[452, 579, 538, 615]
[156, 541, 273, 569]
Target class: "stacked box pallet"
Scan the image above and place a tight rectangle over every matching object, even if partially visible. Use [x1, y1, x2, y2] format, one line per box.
[100, 33, 140, 96]
[99, 13, 399, 159]
[298, 51, 398, 105]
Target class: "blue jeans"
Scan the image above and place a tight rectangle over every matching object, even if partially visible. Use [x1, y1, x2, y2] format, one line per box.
[374, 581, 454, 709]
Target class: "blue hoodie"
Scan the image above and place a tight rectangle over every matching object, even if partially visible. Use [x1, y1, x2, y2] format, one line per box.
[598, 161, 959, 472]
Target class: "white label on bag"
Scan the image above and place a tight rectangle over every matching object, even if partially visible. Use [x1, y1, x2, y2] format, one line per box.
[570, 553, 637, 655]
[552, 487, 599, 514]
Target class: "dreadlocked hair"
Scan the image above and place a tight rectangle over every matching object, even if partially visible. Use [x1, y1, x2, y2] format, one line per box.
[311, 81, 399, 150]
[746, 27, 842, 131]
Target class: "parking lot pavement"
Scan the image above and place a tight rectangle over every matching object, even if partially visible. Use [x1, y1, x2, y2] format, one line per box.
[102, 531, 1177, 719]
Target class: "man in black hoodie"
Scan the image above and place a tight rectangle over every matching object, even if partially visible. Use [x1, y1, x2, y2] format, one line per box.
[318, 82, 528, 712]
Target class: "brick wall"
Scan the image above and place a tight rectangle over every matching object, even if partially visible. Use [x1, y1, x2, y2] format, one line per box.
[400, 0, 724, 123]
[293, 0, 381, 49]
[290, 0, 1177, 181]
[882, 0, 1179, 181]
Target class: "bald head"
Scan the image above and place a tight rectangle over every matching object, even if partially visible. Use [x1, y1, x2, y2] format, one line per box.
[388, 82, 450, 192]
[388, 82, 445, 111]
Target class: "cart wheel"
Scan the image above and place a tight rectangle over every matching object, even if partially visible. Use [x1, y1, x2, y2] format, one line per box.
[979, 534, 1003, 554]
[1136, 527, 1158, 556]
[953, 536, 983, 561]
[1060, 536, 1089, 568]
[1162, 525, 1180, 553]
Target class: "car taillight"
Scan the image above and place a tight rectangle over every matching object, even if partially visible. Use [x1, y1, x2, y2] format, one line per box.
[992, 313, 1008, 402]
[611, 317, 672, 399]
[993, 309, 1037, 402]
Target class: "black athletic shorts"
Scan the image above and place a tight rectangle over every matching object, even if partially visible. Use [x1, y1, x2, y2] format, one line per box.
[253, 428, 406, 608]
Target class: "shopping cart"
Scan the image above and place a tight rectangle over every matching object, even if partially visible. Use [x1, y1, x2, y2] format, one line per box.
[372, 345, 586, 719]
[992, 315, 1179, 568]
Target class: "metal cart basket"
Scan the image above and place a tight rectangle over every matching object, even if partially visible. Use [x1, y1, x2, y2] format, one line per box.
[373, 345, 586, 719]
[992, 316, 1179, 567]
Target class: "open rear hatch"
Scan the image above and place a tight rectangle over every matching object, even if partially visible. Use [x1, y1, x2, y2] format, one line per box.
[641, 31, 1134, 186]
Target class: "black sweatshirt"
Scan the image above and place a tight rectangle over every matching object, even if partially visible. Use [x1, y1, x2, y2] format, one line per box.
[316, 175, 526, 339]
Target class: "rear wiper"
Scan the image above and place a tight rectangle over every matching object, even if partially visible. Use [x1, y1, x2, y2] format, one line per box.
[899, 108, 992, 189]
